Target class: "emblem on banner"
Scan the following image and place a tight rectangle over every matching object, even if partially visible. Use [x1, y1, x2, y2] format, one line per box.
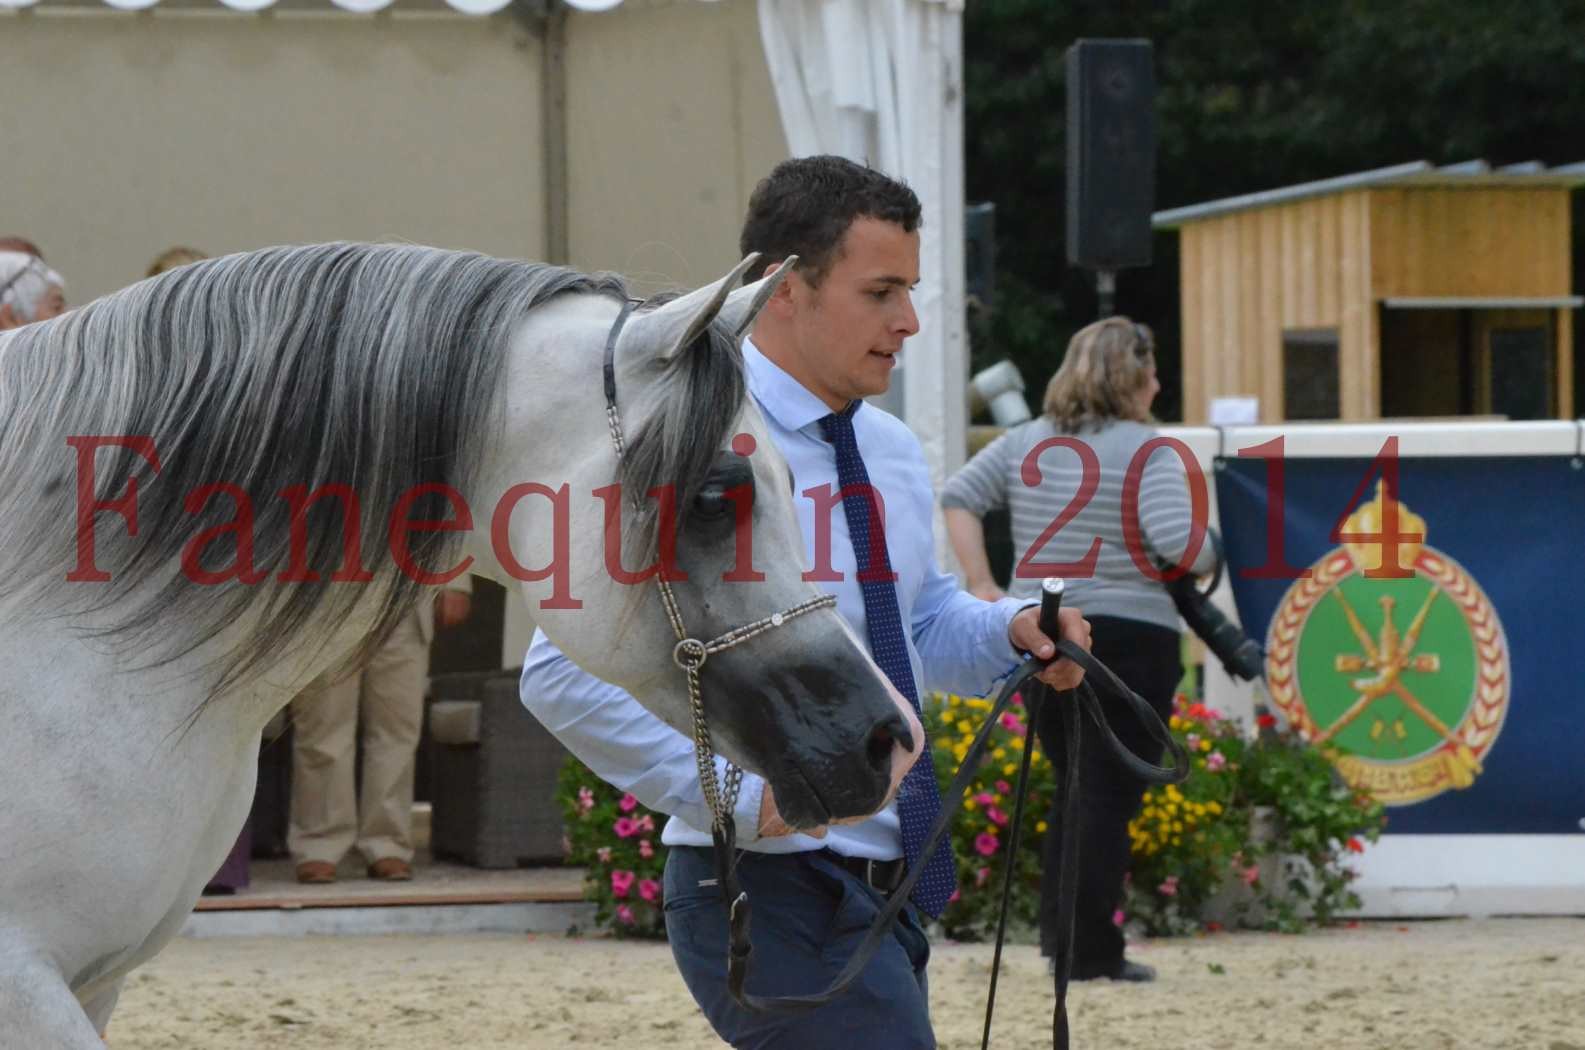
[1266, 482, 1510, 805]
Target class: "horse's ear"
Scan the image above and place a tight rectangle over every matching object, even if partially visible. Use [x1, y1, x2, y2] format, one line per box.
[618, 253, 762, 364]
[718, 254, 797, 340]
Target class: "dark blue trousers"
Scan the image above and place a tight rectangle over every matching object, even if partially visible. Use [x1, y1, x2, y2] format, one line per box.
[663, 845, 935, 1049]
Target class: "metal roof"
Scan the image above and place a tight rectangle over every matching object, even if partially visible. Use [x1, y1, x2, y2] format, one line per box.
[1153, 160, 1585, 229]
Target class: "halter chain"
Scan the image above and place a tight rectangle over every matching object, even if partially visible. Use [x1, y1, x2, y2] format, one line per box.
[602, 299, 834, 831]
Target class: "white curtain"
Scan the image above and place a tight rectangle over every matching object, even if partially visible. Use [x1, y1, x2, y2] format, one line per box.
[757, 0, 969, 507]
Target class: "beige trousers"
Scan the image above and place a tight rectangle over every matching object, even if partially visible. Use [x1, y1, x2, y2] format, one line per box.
[288, 606, 430, 866]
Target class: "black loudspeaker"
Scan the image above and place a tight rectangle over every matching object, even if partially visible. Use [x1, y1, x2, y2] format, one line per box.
[1065, 39, 1156, 271]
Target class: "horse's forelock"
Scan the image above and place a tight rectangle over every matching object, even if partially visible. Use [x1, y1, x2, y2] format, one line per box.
[617, 315, 748, 569]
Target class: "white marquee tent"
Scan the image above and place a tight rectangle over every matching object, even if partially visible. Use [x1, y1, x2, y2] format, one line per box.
[0, 0, 969, 499]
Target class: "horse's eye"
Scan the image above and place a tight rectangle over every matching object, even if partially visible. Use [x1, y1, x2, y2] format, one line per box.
[694, 483, 733, 520]
[694, 479, 751, 521]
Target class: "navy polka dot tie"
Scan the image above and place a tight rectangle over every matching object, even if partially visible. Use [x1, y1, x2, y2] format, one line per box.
[818, 402, 957, 917]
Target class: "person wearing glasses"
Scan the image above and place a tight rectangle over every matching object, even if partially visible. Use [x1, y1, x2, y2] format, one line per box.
[941, 315, 1214, 984]
[0, 250, 66, 329]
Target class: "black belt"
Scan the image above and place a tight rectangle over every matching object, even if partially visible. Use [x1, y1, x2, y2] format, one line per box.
[820, 851, 906, 895]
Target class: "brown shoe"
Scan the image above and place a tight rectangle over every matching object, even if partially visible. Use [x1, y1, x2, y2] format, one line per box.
[366, 857, 413, 881]
[295, 860, 337, 884]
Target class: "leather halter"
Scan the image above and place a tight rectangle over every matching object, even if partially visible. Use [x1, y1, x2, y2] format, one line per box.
[601, 300, 834, 827]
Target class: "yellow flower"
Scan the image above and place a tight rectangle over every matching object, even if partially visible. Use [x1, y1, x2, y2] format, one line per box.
[1002, 763, 1017, 776]
[1036, 821, 1048, 833]
[1207, 801, 1223, 815]
[948, 695, 962, 707]
[1010, 737, 1025, 750]
[964, 799, 977, 811]
[992, 748, 1006, 760]
[1199, 739, 1212, 752]
[957, 720, 973, 735]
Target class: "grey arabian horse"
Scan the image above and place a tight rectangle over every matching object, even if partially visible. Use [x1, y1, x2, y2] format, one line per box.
[0, 243, 919, 1046]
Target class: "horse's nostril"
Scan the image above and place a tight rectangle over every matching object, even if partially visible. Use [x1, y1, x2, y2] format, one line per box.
[866, 713, 913, 771]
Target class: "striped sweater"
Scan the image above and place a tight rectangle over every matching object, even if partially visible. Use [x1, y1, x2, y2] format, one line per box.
[940, 417, 1213, 631]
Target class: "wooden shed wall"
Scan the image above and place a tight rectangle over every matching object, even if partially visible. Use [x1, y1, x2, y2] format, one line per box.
[1178, 190, 1373, 423]
[1368, 187, 1572, 299]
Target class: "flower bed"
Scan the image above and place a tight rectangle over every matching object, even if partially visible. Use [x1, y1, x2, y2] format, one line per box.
[926, 692, 1387, 939]
[554, 692, 1386, 940]
[556, 759, 667, 938]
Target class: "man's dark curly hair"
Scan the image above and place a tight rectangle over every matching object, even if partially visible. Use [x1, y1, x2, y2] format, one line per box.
[738, 155, 922, 286]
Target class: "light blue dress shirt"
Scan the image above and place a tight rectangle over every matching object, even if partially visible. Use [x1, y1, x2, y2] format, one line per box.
[520, 340, 1033, 860]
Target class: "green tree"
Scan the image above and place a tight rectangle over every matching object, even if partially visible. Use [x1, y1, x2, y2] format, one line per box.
[965, 0, 1585, 421]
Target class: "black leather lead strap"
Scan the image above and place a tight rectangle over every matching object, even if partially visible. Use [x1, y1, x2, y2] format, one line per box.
[720, 635, 1189, 1029]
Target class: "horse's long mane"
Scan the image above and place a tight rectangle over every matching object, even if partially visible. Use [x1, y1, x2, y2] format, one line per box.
[0, 242, 743, 705]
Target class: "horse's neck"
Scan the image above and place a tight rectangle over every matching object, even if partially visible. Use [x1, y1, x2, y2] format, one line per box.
[4, 568, 375, 739]
[461, 294, 620, 589]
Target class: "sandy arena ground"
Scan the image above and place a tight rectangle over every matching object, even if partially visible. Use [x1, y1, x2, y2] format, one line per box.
[112, 918, 1584, 1049]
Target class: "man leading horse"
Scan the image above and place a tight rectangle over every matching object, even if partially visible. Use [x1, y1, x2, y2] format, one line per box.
[520, 155, 1093, 1049]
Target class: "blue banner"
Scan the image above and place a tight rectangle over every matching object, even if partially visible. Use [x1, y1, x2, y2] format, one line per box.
[1216, 454, 1585, 834]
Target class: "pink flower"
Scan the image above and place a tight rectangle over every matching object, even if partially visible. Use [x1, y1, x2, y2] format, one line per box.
[1011, 692, 1024, 708]
[948, 889, 961, 904]
[1239, 865, 1261, 886]
[638, 839, 654, 859]
[1112, 909, 1125, 927]
[577, 786, 595, 814]
[986, 806, 1008, 827]
[999, 712, 1024, 734]
[1185, 733, 1201, 750]
[1206, 751, 1227, 771]
[610, 869, 636, 898]
[975, 866, 991, 887]
[974, 792, 996, 806]
[638, 878, 661, 903]
[613, 817, 638, 838]
[615, 905, 635, 925]
[619, 793, 639, 813]
[596, 846, 612, 863]
[1158, 875, 1179, 897]
[995, 780, 1012, 794]
[974, 832, 999, 857]
[635, 814, 656, 834]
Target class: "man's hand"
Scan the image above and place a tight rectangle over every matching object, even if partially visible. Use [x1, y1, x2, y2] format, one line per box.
[1008, 605, 1091, 691]
[758, 785, 828, 840]
[435, 589, 472, 630]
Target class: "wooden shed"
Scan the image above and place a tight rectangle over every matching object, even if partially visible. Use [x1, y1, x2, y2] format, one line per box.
[1153, 160, 1585, 424]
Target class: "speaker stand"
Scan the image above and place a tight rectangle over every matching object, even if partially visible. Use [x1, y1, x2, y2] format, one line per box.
[1095, 269, 1117, 319]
